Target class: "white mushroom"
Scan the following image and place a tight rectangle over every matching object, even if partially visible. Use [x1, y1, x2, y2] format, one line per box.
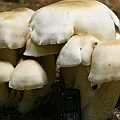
[75, 64, 120, 120]
[23, 36, 59, 114]
[57, 35, 101, 67]
[57, 45, 120, 120]
[23, 27, 61, 111]
[29, 0, 120, 45]
[9, 59, 48, 114]
[0, 8, 35, 108]
[56, 34, 99, 109]
[56, 35, 101, 88]
[0, 8, 34, 49]
[56, 36, 120, 119]
[24, 38, 63, 57]
[88, 40, 120, 87]
[0, 60, 14, 108]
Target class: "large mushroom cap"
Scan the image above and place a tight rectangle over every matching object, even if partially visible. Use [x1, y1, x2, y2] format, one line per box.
[9, 60, 48, 90]
[0, 8, 34, 49]
[56, 35, 101, 67]
[0, 60, 14, 83]
[23, 38, 63, 57]
[29, 0, 120, 45]
[88, 40, 120, 85]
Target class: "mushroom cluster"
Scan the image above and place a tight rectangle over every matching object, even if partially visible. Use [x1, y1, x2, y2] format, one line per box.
[0, 7, 35, 109]
[0, 6, 58, 114]
[9, 59, 48, 114]
[27, 0, 120, 119]
[0, 0, 120, 119]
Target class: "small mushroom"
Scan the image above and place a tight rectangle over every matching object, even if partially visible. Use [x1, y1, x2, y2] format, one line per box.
[9, 59, 48, 114]
[29, 0, 120, 45]
[0, 60, 14, 108]
[88, 40, 120, 87]
[24, 51, 58, 110]
[23, 38, 60, 108]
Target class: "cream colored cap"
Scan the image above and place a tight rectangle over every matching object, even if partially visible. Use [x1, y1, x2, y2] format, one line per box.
[0, 8, 34, 49]
[9, 60, 48, 90]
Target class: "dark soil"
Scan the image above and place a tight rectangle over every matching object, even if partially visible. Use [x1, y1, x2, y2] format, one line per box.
[0, 100, 62, 120]
[0, 0, 120, 120]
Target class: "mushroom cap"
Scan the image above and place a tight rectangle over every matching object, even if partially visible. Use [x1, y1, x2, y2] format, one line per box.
[23, 38, 63, 57]
[88, 40, 120, 85]
[29, 0, 120, 45]
[56, 35, 101, 67]
[11, 8, 34, 22]
[9, 60, 48, 90]
[0, 8, 34, 49]
[0, 60, 14, 83]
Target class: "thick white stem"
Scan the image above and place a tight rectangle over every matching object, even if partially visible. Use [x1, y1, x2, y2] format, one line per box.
[74, 64, 92, 109]
[83, 81, 120, 120]
[74, 64, 120, 120]
[17, 90, 35, 114]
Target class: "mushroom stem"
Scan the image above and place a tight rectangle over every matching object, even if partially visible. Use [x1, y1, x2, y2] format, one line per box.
[17, 90, 35, 114]
[74, 64, 92, 109]
[13, 90, 22, 108]
[59, 67, 77, 88]
[83, 81, 120, 120]
[8, 89, 22, 108]
[0, 83, 9, 108]
[8, 89, 16, 108]
[74, 64, 120, 120]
